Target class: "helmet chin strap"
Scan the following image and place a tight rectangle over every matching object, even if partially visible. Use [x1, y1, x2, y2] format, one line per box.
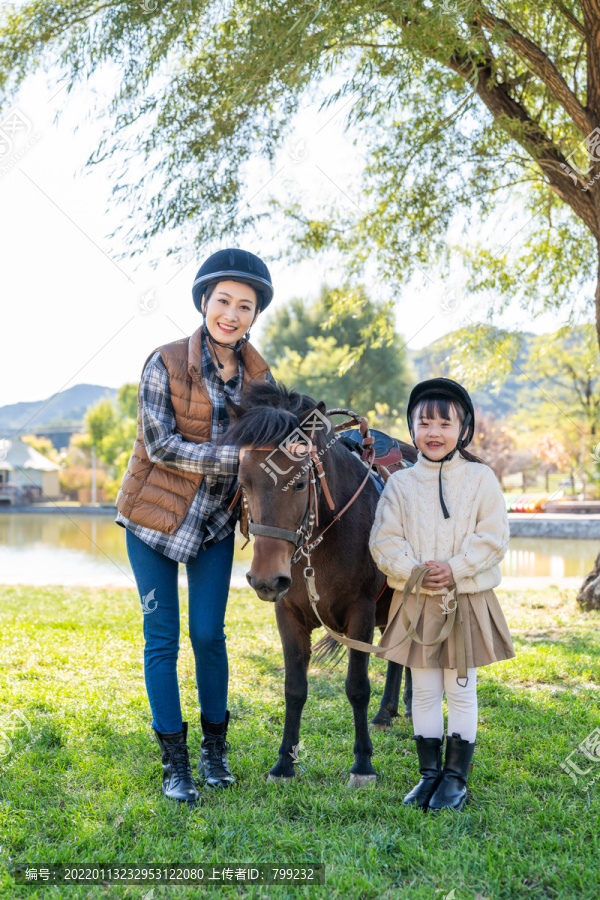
[412, 412, 472, 519]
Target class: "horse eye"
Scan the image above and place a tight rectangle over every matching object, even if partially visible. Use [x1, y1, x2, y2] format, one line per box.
[293, 482, 308, 492]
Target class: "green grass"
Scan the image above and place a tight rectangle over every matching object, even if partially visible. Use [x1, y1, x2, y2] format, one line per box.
[0, 583, 598, 899]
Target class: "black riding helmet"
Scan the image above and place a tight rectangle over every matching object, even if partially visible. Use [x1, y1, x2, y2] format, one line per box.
[406, 377, 475, 519]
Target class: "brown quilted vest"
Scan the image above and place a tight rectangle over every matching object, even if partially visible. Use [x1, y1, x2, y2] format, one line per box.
[115, 324, 270, 535]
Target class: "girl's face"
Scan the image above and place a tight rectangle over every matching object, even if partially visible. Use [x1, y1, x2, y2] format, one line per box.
[413, 401, 462, 460]
[201, 279, 259, 345]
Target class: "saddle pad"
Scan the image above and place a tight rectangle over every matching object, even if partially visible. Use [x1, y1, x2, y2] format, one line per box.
[338, 431, 389, 495]
[338, 427, 401, 459]
[370, 470, 386, 494]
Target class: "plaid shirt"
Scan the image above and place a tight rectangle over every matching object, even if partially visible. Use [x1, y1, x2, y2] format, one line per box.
[115, 330, 275, 563]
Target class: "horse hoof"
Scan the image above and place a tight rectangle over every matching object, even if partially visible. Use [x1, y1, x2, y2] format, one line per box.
[267, 773, 296, 784]
[370, 722, 392, 732]
[347, 773, 377, 789]
[404, 714, 413, 724]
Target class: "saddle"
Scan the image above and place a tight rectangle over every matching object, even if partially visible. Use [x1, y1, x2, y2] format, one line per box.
[338, 427, 413, 493]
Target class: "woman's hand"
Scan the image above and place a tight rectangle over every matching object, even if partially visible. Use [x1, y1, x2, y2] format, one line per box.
[412, 560, 454, 590]
[238, 447, 247, 465]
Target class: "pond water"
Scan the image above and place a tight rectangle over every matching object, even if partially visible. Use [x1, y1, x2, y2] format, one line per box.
[0, 514, 596, 590]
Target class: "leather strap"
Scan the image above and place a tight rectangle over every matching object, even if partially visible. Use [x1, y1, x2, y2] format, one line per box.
[398, 569, 468, 685]
[248, 522, 304, 545]
[304, 564, 469, 684]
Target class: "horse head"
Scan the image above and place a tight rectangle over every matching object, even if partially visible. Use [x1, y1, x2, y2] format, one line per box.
[217, 379, 340, 603]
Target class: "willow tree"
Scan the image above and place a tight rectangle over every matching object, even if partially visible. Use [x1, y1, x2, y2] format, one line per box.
[2, 0, 600, 601]
[1, 2, 598, 334]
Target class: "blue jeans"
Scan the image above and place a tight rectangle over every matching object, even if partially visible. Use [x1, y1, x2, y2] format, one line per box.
[125, 527, 236, 734]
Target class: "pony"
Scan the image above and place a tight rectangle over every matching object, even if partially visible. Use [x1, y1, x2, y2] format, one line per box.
[217, 380, 415, 785]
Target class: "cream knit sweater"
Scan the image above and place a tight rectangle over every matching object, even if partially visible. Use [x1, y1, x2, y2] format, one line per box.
[369, 450, 510, 595]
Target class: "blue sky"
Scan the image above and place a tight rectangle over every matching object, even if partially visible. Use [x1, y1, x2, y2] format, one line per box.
[0, 63, 588, 409]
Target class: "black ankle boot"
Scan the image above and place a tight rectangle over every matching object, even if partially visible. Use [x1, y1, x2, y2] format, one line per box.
[198, 710, 236, 789]
[427, 732, 475, 812]
[152, 721, 200, 805]
[402, 735, 444, 809]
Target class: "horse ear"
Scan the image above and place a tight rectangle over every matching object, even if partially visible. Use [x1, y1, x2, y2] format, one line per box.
[300, 400, 327, 420]
[299, 400, 330, 439]
[225, 397, 244, 423]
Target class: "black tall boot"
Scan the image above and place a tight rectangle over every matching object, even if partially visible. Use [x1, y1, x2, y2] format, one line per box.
[152, 721, 200, 805]
[427, 732, 475, 812]
[402, 735, 444, 809]
[198, 710, 236, 789]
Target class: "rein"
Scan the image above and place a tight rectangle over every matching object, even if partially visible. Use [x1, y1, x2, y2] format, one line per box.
[304, 564, 468, 685]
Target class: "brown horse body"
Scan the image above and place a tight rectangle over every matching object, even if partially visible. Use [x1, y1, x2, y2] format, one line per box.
[218, 380, 415, 784]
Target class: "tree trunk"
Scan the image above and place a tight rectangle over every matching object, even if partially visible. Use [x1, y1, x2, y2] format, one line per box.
[579, 238, 600, 608]
[577, 550, 600, 609]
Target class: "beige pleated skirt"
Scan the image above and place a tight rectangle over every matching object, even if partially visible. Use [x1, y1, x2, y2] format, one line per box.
[377, 587, 516, 669]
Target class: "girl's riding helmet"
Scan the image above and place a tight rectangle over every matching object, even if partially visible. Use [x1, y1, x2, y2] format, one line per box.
[191, 248, 274, 314]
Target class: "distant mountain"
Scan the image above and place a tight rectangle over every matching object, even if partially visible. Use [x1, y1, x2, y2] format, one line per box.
[407, 332, 537, 418]
[0, 384, 118, 434]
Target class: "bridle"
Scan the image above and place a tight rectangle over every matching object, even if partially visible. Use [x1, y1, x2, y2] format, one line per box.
[227, 410, 378, 566]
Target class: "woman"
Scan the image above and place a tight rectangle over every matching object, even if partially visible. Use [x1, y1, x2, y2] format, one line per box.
[115, 248, 276, 805]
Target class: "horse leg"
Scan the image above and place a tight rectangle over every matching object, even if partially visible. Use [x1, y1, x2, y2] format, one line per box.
[403, 665, 413, 721]
[267, 604, 310, 783]
[345, 610, 379, 787]
[370, 661, 404, 730]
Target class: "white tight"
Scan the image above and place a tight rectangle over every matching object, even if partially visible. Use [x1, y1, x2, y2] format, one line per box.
[410, 667, 478, 743]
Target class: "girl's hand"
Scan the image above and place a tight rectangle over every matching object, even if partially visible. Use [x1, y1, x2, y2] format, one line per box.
[413, 560, 454, 590]
[238, 447, 247, 465]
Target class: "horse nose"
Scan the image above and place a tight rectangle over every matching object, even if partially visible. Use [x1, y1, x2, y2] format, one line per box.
[246, 573, 292, 602]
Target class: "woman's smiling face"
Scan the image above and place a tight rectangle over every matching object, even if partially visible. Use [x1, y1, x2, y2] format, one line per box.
[413, 399, 462, 460]
[201, 279, 259, 344]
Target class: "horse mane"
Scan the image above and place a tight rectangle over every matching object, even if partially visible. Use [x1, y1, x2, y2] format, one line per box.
[215, 379, 330, 451]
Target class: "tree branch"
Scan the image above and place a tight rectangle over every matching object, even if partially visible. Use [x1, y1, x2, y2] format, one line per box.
[474, 5, 594, 135]
[384, 4, 599, 237]
[461, 68, 598, 235]
[580, 1, 600, 116]
[322, 42, 398, 50]
[556, 2, 586, 36]
[38, 2, 119, 43]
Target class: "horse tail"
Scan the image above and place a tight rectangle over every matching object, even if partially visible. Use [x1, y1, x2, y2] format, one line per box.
[311, 633, 347, 668]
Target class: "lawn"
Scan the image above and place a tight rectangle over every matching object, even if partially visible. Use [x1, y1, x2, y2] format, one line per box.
[0, 583, 598, 899]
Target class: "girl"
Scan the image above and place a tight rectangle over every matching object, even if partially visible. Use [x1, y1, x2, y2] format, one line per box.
[115, 248, 277, 804]
[368, 377, 515, 812]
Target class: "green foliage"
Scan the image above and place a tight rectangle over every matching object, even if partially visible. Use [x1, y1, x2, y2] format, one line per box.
[81, 392, 137, 477]
[510, 323, 600, 484]
[259, 284, 412, 410]
[515, 324, 600, 434]
[0, 0, 597, 334]
[116, 382, 138, 420]
[409, 321, 600, 482]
